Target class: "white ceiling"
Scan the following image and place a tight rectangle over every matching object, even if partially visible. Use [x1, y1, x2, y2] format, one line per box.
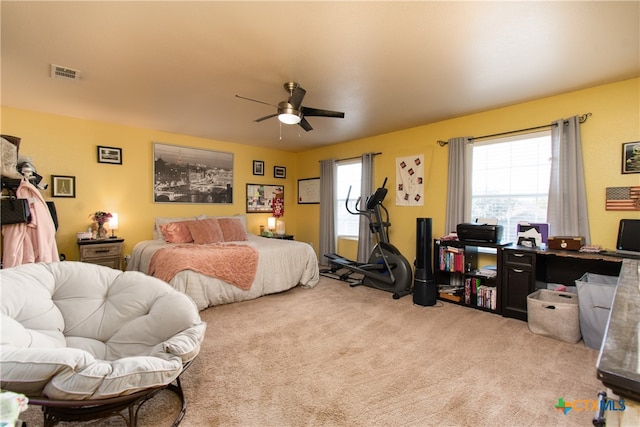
[2, 1, 639, 152]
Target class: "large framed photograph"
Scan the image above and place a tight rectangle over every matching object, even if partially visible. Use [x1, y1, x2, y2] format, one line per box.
[246, 184, 283, 213]
[97, 146, 122, 164]
[622, 141, 640, 174]
[153, 142, 234, 204]
[298, 177, 320, 204]
[51, 175, 76, 198]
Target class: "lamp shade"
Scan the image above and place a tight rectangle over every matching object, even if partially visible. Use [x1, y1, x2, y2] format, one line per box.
[267, 216, 276, 231]
[109, 213, 119, 230]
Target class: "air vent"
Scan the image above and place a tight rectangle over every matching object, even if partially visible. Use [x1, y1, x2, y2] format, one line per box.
[50, 64, 80, 81]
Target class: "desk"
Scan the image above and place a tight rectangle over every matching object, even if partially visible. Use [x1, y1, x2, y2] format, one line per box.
[501, 245, 623, 321]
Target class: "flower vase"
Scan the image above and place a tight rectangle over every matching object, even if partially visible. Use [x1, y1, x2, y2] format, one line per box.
[97, 223, 108, 239]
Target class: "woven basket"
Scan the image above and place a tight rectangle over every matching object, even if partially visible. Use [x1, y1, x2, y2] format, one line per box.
[527, 289, 580, 343]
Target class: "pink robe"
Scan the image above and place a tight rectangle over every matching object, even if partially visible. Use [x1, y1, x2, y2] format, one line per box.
[2, 179, 58, 267]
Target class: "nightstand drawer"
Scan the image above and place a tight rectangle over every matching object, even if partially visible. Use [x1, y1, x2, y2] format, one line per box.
[77, 238, 124, 270]
[80, 243, 122, 259]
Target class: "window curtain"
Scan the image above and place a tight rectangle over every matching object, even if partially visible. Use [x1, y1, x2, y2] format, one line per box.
[547, 116, 591, 243]
[319, 158, 337, 265]
[357, 153, 375, 263]
[444, 137, 472, 235]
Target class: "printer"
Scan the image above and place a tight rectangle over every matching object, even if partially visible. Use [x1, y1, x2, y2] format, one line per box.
[457, 223, 504, 243]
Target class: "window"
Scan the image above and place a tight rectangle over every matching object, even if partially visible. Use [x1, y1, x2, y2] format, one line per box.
[470, 131, 551, 243]
[336, 160, 362, 237]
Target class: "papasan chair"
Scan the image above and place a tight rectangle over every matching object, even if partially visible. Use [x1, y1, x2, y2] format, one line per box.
[0, 261, 206, 426]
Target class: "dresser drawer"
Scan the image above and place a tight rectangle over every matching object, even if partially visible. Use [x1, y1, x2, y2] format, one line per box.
[503, 250, 536, 268]
[80, 243, 122, 259]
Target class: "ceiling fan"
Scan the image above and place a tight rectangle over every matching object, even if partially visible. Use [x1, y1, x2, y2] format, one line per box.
[235, 82, 345, 131]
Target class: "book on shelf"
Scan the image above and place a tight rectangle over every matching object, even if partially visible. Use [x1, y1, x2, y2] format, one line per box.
[439, 246, 466, 273]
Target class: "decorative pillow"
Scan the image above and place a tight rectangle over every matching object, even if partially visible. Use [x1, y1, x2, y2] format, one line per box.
[197, 214, 247, 232]
[186, 218, 224, 244]
[153, 216, 197, 240]
[159, 221, 194, 243]
[218, 218, 248, 242]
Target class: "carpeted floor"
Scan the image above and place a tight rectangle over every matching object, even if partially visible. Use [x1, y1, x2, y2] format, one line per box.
[19, 275, 604, 426]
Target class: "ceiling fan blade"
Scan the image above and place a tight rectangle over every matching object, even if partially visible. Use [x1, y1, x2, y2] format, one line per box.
[288, 85, 306, 110]
[299, 118, 313, 132]
[254, 113, 278, 123]
[301, 106, 345, 118]
[235, 94, 277, 108]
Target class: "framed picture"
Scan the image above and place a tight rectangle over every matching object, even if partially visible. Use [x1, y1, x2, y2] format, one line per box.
[51, 175, 76, 198]
[298, 177, 320, 204]
[97, 146, 122, 164]
[153, 142, 234, 204]
[253, 160, 264, 176]
[246, 184, 284, 213]
[622, 141, 640, 174]
[274, 166, 286, 179]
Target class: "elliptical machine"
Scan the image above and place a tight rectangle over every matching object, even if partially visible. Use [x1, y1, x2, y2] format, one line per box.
[322, 178, 413, 299]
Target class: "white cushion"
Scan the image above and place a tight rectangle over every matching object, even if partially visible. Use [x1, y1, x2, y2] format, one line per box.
[0, 262, 206, 400]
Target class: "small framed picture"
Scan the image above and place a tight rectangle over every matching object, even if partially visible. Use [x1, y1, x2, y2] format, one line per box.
[622, 141, 640, 174]
[274, 166, 286, 179]
[97, 146, 122, 165]
[253, 160, 264, 176]
[51, 175, 76, 198]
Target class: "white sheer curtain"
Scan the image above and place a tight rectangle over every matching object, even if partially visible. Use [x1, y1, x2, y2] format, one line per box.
[357, 153, 375, 263]
[444, 137, 472, 235]
[319, 159, 337, 265]
[547, 116, 591, 243]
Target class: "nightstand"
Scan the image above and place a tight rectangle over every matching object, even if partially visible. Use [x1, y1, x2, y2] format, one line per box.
[77, 238, 124, 270]
[267, 234, 294, 240]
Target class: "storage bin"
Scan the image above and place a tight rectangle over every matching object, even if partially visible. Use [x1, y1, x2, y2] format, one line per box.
[575, 272, 618, 350]
[527, 289, 581, 343]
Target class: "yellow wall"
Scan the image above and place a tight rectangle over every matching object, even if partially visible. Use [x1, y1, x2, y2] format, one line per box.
[0, 112, 299, 260]
[2, 78, 639, 265]
[296, 78, 640, 263]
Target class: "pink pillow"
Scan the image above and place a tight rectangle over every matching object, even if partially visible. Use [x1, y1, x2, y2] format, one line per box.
[159, 221, 194, 243]
[218, 218, 248, 242]
[187, 218, 224, 244]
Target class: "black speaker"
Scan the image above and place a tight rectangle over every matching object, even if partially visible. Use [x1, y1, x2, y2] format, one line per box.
[413, 218, 437, 306]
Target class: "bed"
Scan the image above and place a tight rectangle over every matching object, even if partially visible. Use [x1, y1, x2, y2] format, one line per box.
[127, 215, 319, 310]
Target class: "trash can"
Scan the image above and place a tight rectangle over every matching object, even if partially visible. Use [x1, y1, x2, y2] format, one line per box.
[527, 289, 581, 344]
[575, 273, 618, 350]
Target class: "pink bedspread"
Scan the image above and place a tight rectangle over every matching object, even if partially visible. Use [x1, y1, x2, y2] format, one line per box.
[148, 244, 259, 290]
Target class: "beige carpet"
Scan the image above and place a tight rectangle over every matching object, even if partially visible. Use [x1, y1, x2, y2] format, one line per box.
[20, 276, 603, 426]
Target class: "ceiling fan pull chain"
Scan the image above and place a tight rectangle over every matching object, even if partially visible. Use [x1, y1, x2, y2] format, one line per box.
[279, 122, 283, 141]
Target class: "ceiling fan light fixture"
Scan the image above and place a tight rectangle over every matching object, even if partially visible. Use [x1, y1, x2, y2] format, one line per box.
[277, 102, 302, 124]
[278, 112, 302, 125]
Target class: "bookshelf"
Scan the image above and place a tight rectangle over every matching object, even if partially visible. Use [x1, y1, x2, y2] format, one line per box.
[434, 239, 511, 314]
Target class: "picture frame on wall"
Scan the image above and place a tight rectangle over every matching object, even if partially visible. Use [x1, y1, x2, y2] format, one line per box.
[153, 142, 234, 204]
[622, 141, 640, 174]
[253, 160, 264, 176]
[51, 175, 76, 198]
[274, 166, 286, 179]
[246, 183, 284, 213]
[298, 177, 320, 204]
[97, 146, 122, 165]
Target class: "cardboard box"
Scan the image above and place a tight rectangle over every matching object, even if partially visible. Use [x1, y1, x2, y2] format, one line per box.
[548, 236, 584, 251]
